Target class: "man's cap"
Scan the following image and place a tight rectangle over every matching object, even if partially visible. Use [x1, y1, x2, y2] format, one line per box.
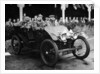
[38, 14, 43, 17]
[49, 15, 55, 18]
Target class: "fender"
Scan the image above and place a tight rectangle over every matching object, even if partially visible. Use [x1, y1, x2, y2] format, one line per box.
[80, 32, 88, 39]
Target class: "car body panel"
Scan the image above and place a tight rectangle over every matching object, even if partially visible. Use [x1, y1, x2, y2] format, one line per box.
[44, 25, 69, 40]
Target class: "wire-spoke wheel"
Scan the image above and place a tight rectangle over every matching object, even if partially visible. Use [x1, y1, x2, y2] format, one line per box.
[40, 39, 58, 66]
[11, 35, 22, 55]
[72, 36, 90, 59]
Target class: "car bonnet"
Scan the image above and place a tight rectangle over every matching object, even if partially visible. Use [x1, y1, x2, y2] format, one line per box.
[44, 25, 69, 37]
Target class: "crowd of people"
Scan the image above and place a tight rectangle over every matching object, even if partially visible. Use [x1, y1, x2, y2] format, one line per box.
[5, 14, 94, 40]
[5, 13, 94, 28]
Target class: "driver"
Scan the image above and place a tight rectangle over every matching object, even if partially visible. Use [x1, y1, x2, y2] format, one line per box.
[49, 15, 55, 26]
[36, 14, 45, 28]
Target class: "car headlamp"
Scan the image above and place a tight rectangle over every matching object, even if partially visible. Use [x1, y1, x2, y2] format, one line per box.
[60, 33, 67, 41]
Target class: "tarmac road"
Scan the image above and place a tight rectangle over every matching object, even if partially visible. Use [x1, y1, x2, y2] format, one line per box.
[5, 38, 94, 70]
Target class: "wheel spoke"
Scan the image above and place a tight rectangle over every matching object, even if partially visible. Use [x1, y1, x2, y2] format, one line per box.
[41, 39, 58, 66]
[12, 36, 21, 54]
[74, 39, 87, 56]
[41, 41, 57, 64]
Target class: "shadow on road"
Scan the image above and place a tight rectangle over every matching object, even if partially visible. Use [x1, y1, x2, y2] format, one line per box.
[5, 47, 93, 70]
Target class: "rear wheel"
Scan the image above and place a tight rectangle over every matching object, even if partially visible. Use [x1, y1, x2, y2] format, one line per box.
[40, 39, 58, 66]
[72, 36, 90, 59]
[11, 35, 22, 55]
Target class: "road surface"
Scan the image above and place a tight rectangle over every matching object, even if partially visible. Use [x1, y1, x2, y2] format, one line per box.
[5, 38, 94, 70]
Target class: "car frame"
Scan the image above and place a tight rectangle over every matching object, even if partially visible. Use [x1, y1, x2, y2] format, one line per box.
[11, 21, 90, 66]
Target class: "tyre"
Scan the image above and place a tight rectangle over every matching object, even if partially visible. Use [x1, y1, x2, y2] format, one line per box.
[11, 35, 22, 55]
[72, 36, 90, 59]
[40, 39, 58, 66]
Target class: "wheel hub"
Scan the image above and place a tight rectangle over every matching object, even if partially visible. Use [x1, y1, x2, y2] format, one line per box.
[45, 51, 49, 54]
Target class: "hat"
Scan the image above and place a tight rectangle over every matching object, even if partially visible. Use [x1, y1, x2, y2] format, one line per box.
[49, 15, 55, 18]
[38, 14, 43, 17]
[49, 15, 55, 20]
[24, 16, 31, 22]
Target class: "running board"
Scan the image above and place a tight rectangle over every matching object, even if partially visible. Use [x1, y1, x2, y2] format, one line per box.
[58, 48, 76, 53]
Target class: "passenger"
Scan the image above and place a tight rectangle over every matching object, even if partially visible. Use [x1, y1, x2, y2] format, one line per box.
[36, 14, 45, 28]
[31, 16, 38, 30]
[49, 15, 55, 26]
[22, 16, 31, 30]
[45, 17, 51, 26]
[5, 19, 13, 26]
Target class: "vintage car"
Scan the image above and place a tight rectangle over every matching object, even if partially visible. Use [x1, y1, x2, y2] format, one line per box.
[11, 20, 90, 66]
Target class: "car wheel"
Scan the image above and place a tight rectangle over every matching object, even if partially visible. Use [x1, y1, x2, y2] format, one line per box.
[40, 39, 59, 66]
[72, 36, 90, 59]
[11, 35, 22, 55]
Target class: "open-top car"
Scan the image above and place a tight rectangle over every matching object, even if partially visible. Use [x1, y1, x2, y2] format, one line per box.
[11, 20, 90, 66]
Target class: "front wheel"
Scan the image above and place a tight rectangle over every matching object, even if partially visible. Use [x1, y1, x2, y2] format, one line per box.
[40, 39, 59, 66]
[72, 36, 90, 59]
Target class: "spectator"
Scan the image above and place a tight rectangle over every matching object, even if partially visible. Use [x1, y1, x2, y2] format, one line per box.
[59, 17, 63, 25]
[5, 18, 13, 26]
[65, 17, 68, 23]
[17, 18, 20, 22]
[68, 17, 72, 23]
[13, 19, 16, 23]
[75, 17, 79, 23]
[49, 15, 56, 26]
[45, 17, 51, 26]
